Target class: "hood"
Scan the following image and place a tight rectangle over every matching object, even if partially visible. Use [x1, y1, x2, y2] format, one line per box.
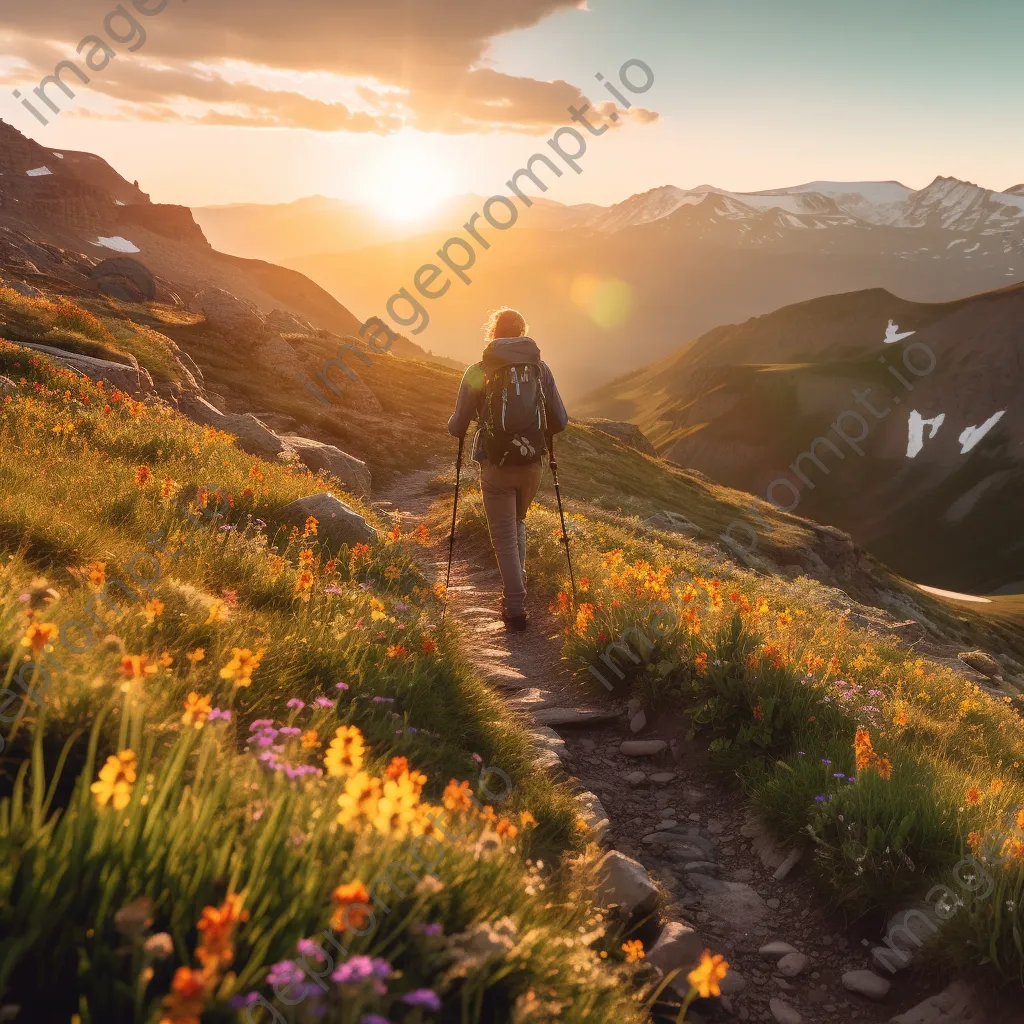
[481, 336, 540, 373]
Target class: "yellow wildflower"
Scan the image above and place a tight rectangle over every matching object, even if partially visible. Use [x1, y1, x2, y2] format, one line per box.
[324, 725, 365, 777]
[219, 648, 264, 687]
[182, 692, 212, 730]
[688, 949, 730, 998]
[621, 939, 644, 963]
[90, 749, 137, 810]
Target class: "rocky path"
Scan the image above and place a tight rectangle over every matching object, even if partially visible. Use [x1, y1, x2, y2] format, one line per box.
[377, 470, 992, 1024]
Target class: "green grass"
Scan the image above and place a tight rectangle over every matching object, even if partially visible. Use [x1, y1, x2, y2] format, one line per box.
[0, 344, 647, 1024]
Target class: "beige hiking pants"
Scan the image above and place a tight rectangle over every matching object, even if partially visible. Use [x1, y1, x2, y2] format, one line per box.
[480, 461, 542, 618]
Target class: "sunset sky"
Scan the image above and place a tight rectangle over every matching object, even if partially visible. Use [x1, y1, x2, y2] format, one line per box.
[3, 0, 1023, 214]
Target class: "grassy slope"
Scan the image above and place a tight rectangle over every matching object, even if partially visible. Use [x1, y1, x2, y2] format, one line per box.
[0, 344, 647, 1023]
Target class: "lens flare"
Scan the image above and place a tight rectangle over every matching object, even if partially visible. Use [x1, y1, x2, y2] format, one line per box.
[569, 274, 633, 328]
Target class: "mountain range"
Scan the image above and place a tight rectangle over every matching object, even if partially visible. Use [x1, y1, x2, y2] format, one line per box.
[266, 175, 1024, 396]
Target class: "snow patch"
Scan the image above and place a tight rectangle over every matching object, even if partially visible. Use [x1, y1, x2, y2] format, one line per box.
[93, 236, 141, 253]
[26, 167, 51, 177]
[964, 242, 980, 253]
[51, 152, 64, 159]
[917, 585, 991, 604]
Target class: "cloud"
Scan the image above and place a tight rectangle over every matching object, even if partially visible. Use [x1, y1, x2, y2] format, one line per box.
[2, 0, 660, 133]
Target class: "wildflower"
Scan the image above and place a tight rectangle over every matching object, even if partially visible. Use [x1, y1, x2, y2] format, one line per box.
[303, 516, 318, 537]
[144, 932, 174, 959]
[387, 525, 402, 542]
[219, 648, 265, 687]
[141, 598, 165, 624]
[386, 644, 408, 659]
[383, 563, 402, 581]
[402, 990, 441, 1011]
[330, 882, 372, 932]
[687, 949, 730, 998]
[207, 708, 232, 723]
[413, 524, 429, 544]
[752, 701, 763, 721]
[160, 478, 176, 500]
[966, 786, 983, 807]
[967, 831, 983, 854]
[90, 749, 137, 810]
[443, 779, 473, 813]
[295, 571, 314, 601]
[121, 655, 158, 680]
[195, 893, 248, 971]
[21, 621, 57, 654]
[519, 810, 538, 829]
[205, 600, 228, 624]
[87, 561, 107, 589]
[301, 729, 320, 750]
[286, 698, 305, 710]
[777, 609, 794, 627]
[160, 967, 207, 1023]
[991, 779, 1005, 796]
[496, 817, 518, 839]
[821, 758, 832, 765]
[385, 756, 410, 780]
[325, 726, 366, 777]
[893, 706, 908, 728]
[337, 772, 382, 829]
[297, 938, 326, 962]
[854, 728, 875, 771]
[298, 548, 315, 569]
[421, 638, 438, 655]
[374, 778, 420, 839]
[182, 692, 212, 730]
[136, 465, 152, 486]
[421, 922, 444, 937]
[621, 939, 644, 963]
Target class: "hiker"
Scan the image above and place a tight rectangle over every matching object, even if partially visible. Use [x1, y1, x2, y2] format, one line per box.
[447, 308, 568, 631]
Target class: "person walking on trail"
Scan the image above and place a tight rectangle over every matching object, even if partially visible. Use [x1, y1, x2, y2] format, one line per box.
[447, 308, 568, 632]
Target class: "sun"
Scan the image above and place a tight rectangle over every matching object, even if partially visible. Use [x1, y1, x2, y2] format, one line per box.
[357, 135, 459, 224]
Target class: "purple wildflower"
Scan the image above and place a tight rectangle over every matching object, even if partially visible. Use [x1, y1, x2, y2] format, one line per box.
[332, 956, 392, 985]
[280, 726, 302, 737]
[402, 989, 441, 1011]
[395, 601, 409, 612]
[814, 795, 827, 802]
[821, 758, 832, 765]
[230, 992, 261, 1009]
[833, 772, 846, 779]
[868, 689, 883, 696]
[324, 585, 344, 595]
[286, 698, 305, 710]
[208, 707, 232, 722]
[249, 718, 274, 731]
[335, 682, 350, 690]
[314, 696, 334, 708]
[420, 923, 443, 937]
[267, 960, 305, 987]
[796, 751, 805, 757]
[361, 1016, 392, 1024]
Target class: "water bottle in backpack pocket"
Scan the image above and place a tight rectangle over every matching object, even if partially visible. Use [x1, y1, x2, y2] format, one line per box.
[481, 363, 547, 466]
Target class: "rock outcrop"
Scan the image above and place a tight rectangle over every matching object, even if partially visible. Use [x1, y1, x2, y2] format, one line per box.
[278, 493, 378, 551]
[15, 341, 153, 395]
[579, 417, 657, 456]
[282, 435, 371, 499]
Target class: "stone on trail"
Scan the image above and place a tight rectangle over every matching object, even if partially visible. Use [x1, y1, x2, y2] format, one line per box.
[769, 998, 802, 1024]
[532, 749, 562, 771]
[624, 770, 648, 787]
[777, 952, 809, 977]
[842, 970, 891, 1000]
[505, 688, 557, 709]
[759, 941, 799, 958]
[577, 791, 610, 843]
[957, 649, 1001, 678]
[888, 980, 986, 1024]
[644, 920, 704, 975]
[620, 740, 667, 757]
[595, 850, 659, 915]
[532, 706, 621, 726]
[279, 493, 378, 550]
[529, 727, 566, 756]
[773, 847, 803, 880]
[649, 771, 677, 784]
[630, 709, 647, 733]
[686, 873, 768, 930]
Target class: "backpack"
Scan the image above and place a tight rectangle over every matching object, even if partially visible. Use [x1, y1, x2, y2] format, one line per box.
[480, 361, 549, 467]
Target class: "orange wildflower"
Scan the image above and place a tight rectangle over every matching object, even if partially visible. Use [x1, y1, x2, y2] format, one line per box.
[136, 465, 152, 486]
[621, 939, 644, 963]
[331, 882, 372, 932]
[195, 894, 248, 971]
[21, 621, 57, 654]
[443, 779, 473, 813]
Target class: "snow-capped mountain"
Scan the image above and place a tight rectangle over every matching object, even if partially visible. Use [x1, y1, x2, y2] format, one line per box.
[589, 175, 1024, 239]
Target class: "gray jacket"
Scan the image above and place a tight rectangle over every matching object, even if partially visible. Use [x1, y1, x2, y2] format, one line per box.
[447, 337, 569, 462]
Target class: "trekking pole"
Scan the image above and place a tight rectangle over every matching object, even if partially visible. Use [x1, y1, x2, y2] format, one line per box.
[547, 433, 578, 606]
[441, 434, 465, 625]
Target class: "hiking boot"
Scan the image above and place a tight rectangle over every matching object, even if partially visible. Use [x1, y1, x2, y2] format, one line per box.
[499, 598, 529, 632]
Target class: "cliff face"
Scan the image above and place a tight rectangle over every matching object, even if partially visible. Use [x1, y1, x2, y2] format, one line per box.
[0, 119, 206, 244]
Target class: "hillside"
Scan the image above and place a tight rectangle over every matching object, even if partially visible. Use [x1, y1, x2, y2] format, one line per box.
[578, 282, 1024, 594]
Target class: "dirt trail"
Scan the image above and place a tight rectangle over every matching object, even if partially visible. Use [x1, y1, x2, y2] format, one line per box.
[378, 470, 953, 1024]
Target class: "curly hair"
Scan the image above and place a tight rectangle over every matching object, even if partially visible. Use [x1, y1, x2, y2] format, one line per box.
[484, 307, 528, 340]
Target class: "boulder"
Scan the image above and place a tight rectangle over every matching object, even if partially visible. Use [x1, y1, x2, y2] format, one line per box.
[769, 998, 802, 1024]
[957, 649, 1001, 678]
[0, 375, 17, 397]
[278, 493, 378, 551]
[645, 920, 704, 975]
[176, 393, 291, 460]
[89, 256, 156, 302]
[190, 287, 267, 341]
[282, 435, 371, 499]
[579, 417, 657, 456]
[595, 850, 659, 915]
[777, 952, 809, 977]
[759, 941, 799, 959]
[16, 341, 153, 395]
[8, 279, 42, 297]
